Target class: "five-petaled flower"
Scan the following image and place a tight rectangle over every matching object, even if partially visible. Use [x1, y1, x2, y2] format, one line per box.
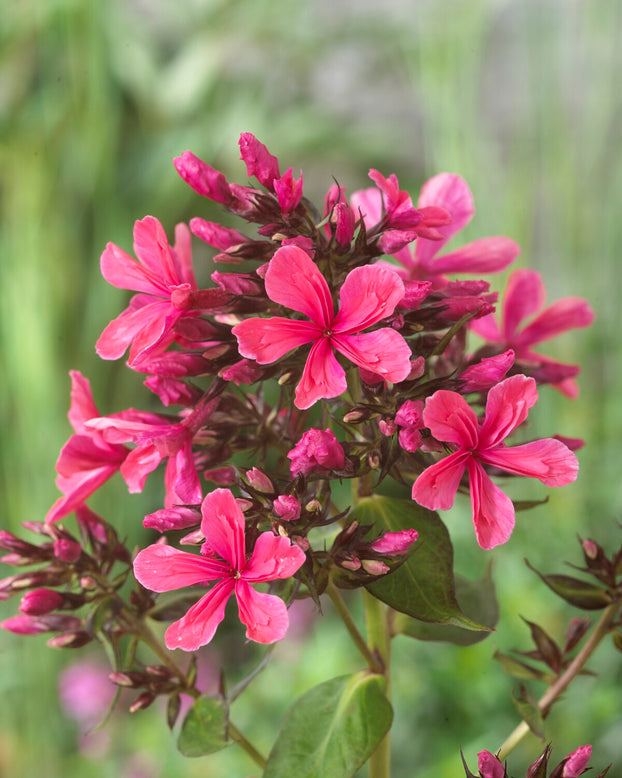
[232, 245, 412, 408]
[133, 489, 306, 650]
[411, 374, 579, 549]
[471, 268, 594, 398]
[96, 217, 200, 367]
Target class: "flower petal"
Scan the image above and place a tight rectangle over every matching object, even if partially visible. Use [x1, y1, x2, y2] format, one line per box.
[164, 579, 234, 651]
[45, 464, 119, 524]
[502, 269, 546, 339]
[411, 450, 469, 511]
[133, 544, 229, 592]
[120, 444, 163, 493]
[265, 246, 334, 326]
[431, 236, 520, 276]
[467, 459, 515, 549]
[235, 580, 290, 643]
[415, 173, 474, 268]
[422, 390, 479, 448]
[295, 338, 347, 409]
[200, 488, 246, 569]
[332, 329, 412, 384]
[478, 374, 538, 448]
[333, 265, 404, 333]
[233, 317, 320, 364]
[515, 297, 594, 348]
[243, 532, 306, 582]
[133, 216, 183, 288]
[479, 439, 578, 487]
[100, 242, 168, 296]
[67, 371, 100, 433]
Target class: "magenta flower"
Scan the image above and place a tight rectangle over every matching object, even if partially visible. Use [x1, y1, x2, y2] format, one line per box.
[560, 745, 592, 777]
[133, 489, 306, 650]
[287, 428, 345, 477]
[477, 751, 506, 778]
[411, 375, 579, 549]
[96, 217, 200, 366]
[232, 245, 412, 408]
[471, 269, 595, 397]
[390, 173, 520, 287]
[46, 372, 128, 524]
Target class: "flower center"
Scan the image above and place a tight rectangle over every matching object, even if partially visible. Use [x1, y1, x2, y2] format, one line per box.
[322, 329, 333, 338]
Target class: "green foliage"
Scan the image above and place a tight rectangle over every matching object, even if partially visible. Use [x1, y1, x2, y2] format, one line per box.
[394, 566, 499, 645]
[177, 695, 229, 757]
[357, 495, 488, 631]
[264, 672, 393, 778]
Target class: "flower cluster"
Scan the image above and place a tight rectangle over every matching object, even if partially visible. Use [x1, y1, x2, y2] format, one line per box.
[3, 133, 591, 654]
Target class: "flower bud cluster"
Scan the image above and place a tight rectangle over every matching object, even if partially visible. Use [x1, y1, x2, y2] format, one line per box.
[464, 743, 609, 778]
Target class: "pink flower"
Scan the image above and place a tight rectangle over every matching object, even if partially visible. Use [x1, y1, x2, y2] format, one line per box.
[238, 133, 280, 190]
[86, 396, 219, 508]
[287, 428, 345, 477]
[96, 218, 200, 366]
[459, 350, 515, 393]
[471, 269, 595, 397]
[273, 495, 301, 522]
[232, 245, 412, 408]
[477, 751, 506, 778]
[133, 489, 306, 650]
[370, 529, 418, 555]
[561, 745, 592, 777]
[411, 375, 579, 549]
[46, 372, 128, 524]
[395, 399, 425, 452]
[391, 173, 519, 287]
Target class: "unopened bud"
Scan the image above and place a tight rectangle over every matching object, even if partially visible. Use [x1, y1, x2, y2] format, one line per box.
[278, 371, 297, 386]
[361, 559, 390, 576]
[129, 691, 156, 713]
[109, 671, 144, 688]
[47, 630, 93, 649]
[19, 588, 64, 616]
[273, 495, 301, 522]
[343, 408, 369, 424]
[370, 529, 418, 556]
[54, 538, 82, 563]
[246, 467, 274, 493]
[340, 555, 361, 572]
[80, 576, 98, 590]
[582, 539, 599, 560]
[305, 499, 322, 514]
[367, 452, 381, 469]
[291, 536, 310, 552]
[378, 419, 397, 436]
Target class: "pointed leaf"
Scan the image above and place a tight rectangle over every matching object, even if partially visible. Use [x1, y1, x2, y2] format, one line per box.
[394, 564, 499, 644]
[359, 495, 487, 629]
[460, 748, 479, 778]
[511, 683, 545, 740]
[493, 651, 550, 682]
[526, 560, 613, 610]
[177, 695, 229, 757]
[263, 672, 393, 778]
[167, 693, 181, 730]
[521, 618, 562, 672]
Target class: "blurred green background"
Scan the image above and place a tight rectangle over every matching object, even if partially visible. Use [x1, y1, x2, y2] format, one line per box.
[1, 0, 621, 776]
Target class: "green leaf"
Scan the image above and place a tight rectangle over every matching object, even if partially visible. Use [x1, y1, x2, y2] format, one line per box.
[510, 683, 545, 740]
[263, 672, 393, 778]
[177, 695, 229, 757]
[358, 495, 487, 630]
[526, 560, 613, 610]
[493, 651, 550, 682]
[394, 564, 498, 644]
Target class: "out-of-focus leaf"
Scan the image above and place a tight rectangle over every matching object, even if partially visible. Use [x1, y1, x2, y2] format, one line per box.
[526, 560, 613, 610]
[263, 673, 392, 778]
[521, 618, 562, 672]
[493, 651, 550, 682]
[511, 684, 545, 740]
[177, 695, 229, 757]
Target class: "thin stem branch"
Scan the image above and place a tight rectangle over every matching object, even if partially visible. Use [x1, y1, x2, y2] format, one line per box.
[228, 722, 268, 769]
[497, 601, 620, 761]
[327, 580, 383, 673]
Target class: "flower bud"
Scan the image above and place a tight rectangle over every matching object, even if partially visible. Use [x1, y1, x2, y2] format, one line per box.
[305, 499, 322, 514]
[340, 555, 361, 572]
[143, 507, 201, 533]
[273, 495, 301, 522]
[203, 467, 237, 485]
[561, 745, 592, 777]
[361, 559, 390, 576]
[477, 751, 506, 778]
[245, 467, 274, 493]
[54, 538, 82, 563]
[287, 429, 345, 477]
[129, 691, 156, 713]
[19, 588, 64, 616]
[370, 529, 418, 555]
[379, 419, 398, 436]
[291, 536, 310, 552]
[47, 631, 93, 649]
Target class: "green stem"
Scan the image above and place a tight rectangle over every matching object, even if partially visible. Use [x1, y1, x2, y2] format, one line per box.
[497, 601, 620, 761]
[228, 721, 268, 769]
[364, 589, 392, 778]
[327, 580, 383, 673]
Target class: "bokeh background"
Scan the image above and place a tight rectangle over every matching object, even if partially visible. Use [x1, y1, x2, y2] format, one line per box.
[1, 0, 621, 776]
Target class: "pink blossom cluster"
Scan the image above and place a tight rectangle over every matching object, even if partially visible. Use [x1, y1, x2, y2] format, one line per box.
[3, 133, 592, 654]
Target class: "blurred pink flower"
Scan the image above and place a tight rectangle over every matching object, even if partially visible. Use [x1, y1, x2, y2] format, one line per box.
[412, 375, 579, 549]
[233, 245, 411, 408]
[471, 269, 594, 397]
